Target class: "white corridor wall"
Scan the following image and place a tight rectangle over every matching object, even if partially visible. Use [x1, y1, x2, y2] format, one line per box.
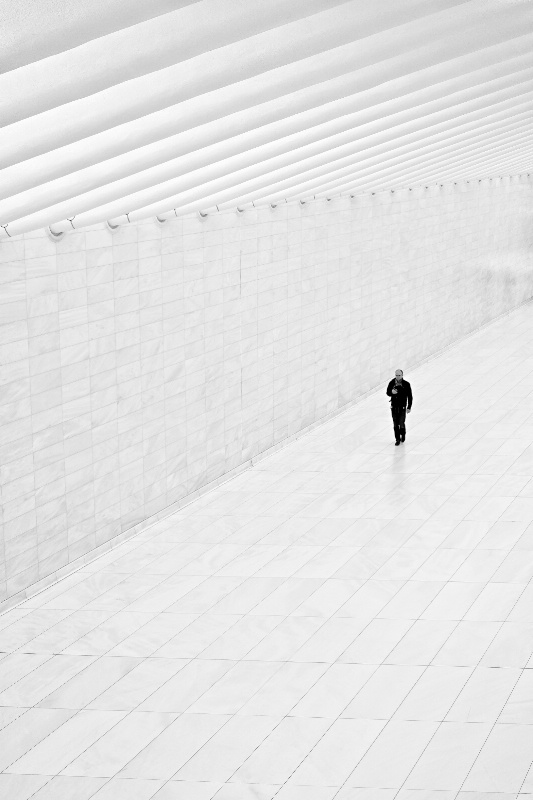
[0, 175, 532, 607]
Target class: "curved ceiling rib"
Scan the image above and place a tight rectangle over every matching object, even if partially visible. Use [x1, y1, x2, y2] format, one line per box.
[1, 0, 526, 165]
[21, 79, 533, 233]
[225, 109, 533, 208]
[0, 0, 199, 73]
[1, 0, 532, 239]
[3, 29, 531, 200]
[2, 0, 474, 164]
[2, 53, 532, 221]
[2, 0, 351, 125]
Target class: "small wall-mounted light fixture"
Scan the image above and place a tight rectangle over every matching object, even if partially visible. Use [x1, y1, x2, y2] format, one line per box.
[197, 210, 209, 219]
[269, 203, 277, 210]
[46, 225, 66, 241]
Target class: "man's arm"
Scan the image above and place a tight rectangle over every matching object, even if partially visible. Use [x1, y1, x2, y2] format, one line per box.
[386, 380, 394, 397]
[406, 382, 413, 410]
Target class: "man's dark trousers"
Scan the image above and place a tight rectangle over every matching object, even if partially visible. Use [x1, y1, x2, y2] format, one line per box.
[391, 407, 406, 444]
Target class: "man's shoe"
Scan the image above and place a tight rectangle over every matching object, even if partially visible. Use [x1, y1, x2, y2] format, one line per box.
[395, 441, 400, 446]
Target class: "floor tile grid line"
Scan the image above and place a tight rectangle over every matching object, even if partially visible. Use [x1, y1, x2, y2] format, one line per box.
[0, 653, 57, 701]
[251, 570, 492, 798]
[5, 513, 428, 694]
[67, 542, 234, 612]
[385, 570, 533, 800]
[6, 532, 277, 655]
[3, 603, 161, 660]
[13, 570, 173, 634]
[450, 574, 533, 799]
[320, 662, 460, 800]
[34, 655, 192, 716]
[0, 609, 33, 634]
[319, 550, 533, 797]
[0, 608, 69, 654]
[3, 542, 177, 616]
[136, 513, 433, 664]
[76, 537, 352, 714]
[153, 652, 383, 793]
[0, 608, 99, 657]
[55, 526, 450, 738]
[1, 707, 176, 786]
[260, 613, 486, 797]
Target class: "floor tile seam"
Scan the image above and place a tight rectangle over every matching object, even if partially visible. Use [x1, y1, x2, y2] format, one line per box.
[390, 570, 533, 794]
[30, 605, 164, 659]
[187, 572, 349, 664]
[86, 655, 197, 714]
[9, 598, 149, 655]
[4, 702, 183, 782]
[0, 609, 34, 637]
[0, 605, 78, 646]
[84, 571, 245, 618]
[174, 653, 292, 717]
[363, 516, 467, 584]
[0, 702, 134, 778]
[153, 576, 399, 713]
[95, 533, 287, 619]
[156, 535, 342, 663]
[126, 574, 251, 621]
[0, 707, 81, 775]
[0, 653, 56, 698]
[0, 653, 99, 710]
[451, 547, 519, 589]
[415, 526, 521, 645]
[375, 575, 463, 624]
[329, 658, 478, 799]
[517, 742, 533, 796]
[491, 574, 533, 626]
[4, 604, 111, 656]
[451, 661, 529, 796]
[237, 704, 344, 799]
[36, 650, 153, 713]
[327, 516, 429, 579]
[27, 557, 169, 614]
[134, 701, 272, 787]
[388, 663, 520, 798]
[407, 513, 481, 576]
[427, 597, 507, 668]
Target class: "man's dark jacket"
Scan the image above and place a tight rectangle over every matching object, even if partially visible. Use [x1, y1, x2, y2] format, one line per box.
[386, 379, 413, 410]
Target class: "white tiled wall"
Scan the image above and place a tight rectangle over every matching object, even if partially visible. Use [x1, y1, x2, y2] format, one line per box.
[1, 175, 532, 606]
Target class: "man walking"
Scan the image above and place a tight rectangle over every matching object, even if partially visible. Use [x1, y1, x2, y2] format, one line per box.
[386, 369, 413, 446]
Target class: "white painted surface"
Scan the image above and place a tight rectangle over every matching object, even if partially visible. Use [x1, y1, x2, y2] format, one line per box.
[0, 297, 533, 795]
[0, 179, 532, 604]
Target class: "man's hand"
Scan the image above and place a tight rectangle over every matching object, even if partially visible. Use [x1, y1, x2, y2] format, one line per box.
[391, 388, 397, 394]
[407, 408, 411, 414]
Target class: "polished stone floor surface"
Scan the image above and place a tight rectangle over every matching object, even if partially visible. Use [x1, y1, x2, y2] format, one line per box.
[2, 303, 533, 800]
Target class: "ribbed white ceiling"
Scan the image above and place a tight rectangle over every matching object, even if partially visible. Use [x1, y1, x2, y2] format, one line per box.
[1, 0, 532, 237]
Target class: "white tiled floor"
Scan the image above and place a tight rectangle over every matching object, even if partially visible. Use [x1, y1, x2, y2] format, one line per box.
[2, 303, 533, 799]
